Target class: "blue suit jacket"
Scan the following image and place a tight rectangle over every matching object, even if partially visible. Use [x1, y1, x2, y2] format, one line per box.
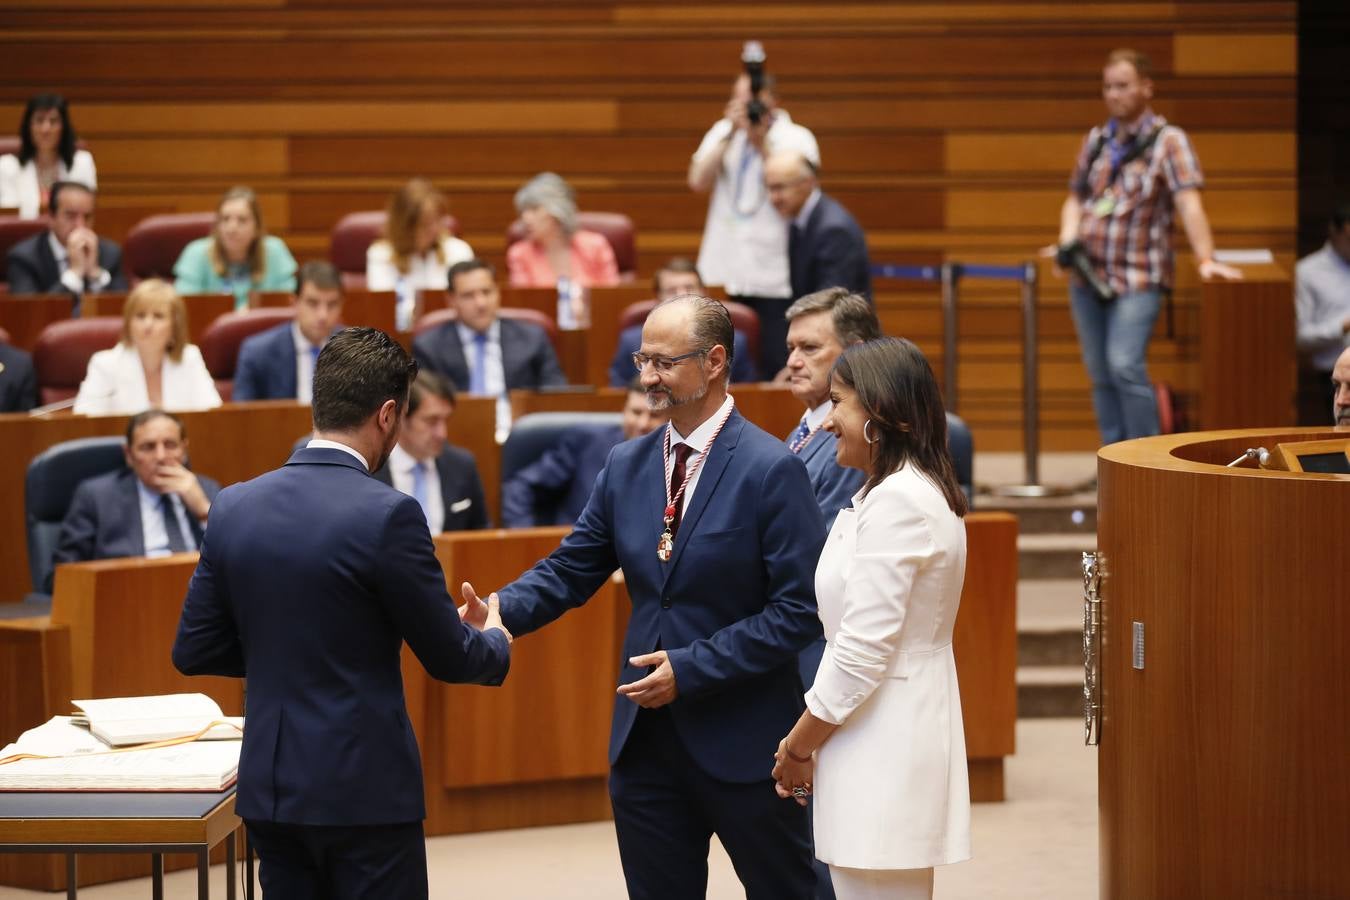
[608, 325, 759, 387]
[231, 322, 299, 402]
[6, 231, 128, 311]
[0, 342, 38, 412]
[412, 318, 567, 393]
[498, 408, 825, 783]
[172, 448, 511, 825]
[500, 424, 622, 527]
[789, 191, 872, 302]
[52, 468, 222, 589]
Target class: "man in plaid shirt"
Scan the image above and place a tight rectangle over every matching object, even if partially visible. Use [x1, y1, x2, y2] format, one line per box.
[1051, 48, 1240, 445]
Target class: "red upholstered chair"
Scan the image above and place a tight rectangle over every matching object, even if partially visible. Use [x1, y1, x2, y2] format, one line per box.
[505, 211, 637, 282]
[0, 137, 18, 158]
[32, 316, 122, 405]
[0, 326, 11, 344]
[412, 307, 559, 354]
[616, 298, 762, 370]
[197, 307, 296, 400]
[330, 211, 462, 291]
[0, 216, 51, 288]
[123, 212, 214, 283]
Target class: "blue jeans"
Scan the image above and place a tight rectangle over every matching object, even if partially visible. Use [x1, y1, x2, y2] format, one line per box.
[1069, 284, 1162, 445]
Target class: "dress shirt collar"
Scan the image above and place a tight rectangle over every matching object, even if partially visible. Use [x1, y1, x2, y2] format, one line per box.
[804, 398, 832, 431]
[1324, 240, 1350, 273]
[306, 437, 369, 470]
[47, 232, 68, 266]
[668, 393, 735, 456]
[388, 441, 430, 475]
[291, 321, 324, 355]
[793, 188, 823, 230]
[455, 318, 501, 345]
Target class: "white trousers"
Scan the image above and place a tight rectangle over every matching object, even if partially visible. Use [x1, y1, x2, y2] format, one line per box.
[828, 865, 934, 900]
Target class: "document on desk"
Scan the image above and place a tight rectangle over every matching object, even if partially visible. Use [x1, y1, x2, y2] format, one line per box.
[71, 693, 243, 746]
[0, 736, 239, 791]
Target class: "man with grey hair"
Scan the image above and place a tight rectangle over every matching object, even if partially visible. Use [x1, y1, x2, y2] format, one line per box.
[1333, 345, 1350, 426]
[463, 293, 827, 898]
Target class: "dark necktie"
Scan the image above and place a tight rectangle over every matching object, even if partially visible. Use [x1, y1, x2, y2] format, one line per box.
[160, 494, 190, 553]
[669, 443, 694, 538]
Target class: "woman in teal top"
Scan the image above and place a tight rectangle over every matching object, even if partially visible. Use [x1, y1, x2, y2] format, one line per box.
[173, 186, 296, 310]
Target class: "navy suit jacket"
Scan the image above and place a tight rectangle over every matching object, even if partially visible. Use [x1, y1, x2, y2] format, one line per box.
[232, 322, 299, 402]
[608, 325, 759, 387]
[789, 192, 872, 302]
[498, 408, 825, 783]
[372, 443, 491, 532]
[6, 231, 128, 307]
[51, 467, 222, 591]
[172, 447, 511, 826]
[0, 342, 38, 412]
[500, 424, 622, 527]
[412, 318, 567, 393]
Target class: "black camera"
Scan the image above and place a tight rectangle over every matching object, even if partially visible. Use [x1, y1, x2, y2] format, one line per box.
[1056, 240, 1117, 303]
[742, 40, 768, 126]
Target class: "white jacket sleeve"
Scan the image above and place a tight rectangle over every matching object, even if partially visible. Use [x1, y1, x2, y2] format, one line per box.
[73, 349, 117, 415]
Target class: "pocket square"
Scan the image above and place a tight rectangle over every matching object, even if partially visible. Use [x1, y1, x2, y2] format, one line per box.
[450, 498, 473, 513]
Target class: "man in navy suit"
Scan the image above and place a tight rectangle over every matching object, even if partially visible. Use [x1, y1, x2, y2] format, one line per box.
[52, 409, 221, 590]
[6, 181, 127, 313]
[765, 152, 872, 342]
[173, 327, 512, 899]
[500, 378, 666, 527]
[463, 295, 826, 899]
[373, 370, 490, 532]
[0, 342, 38, 412]
[413, 259, 566, 437]
[231, 260, 345, 403]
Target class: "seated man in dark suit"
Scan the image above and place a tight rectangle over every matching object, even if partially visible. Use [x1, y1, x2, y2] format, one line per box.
[413, 258, 566, 437]
[51, 409, 221, 589]
[764, 151, 871, 377]
[373, 370, 490, 532]
[607, 257, 759, 386]
[501, 378, 666, 527]
[6, 181, 127, 313]
[232, 260, 344, 403]
[0, 342, 38, 412]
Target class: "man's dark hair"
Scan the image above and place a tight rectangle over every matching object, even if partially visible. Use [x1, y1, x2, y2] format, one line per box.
[408, 369, 456, 416]
[785, 287, 882, 346]
[447, 258, 496, 294]
[125, 408, 184, 444]
[1331, 203, 1350, 231]
[48, 180, 93, 217]
[312, 327, 418, 432]
[295, 260, 343, 296]
[19, 93, 78, 168]
[652, 257, 702, 296]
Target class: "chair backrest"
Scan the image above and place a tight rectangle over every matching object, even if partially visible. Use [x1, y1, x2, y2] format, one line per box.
[0, 215, 50, 285]
[616, 298, 762, 370]
[25, 435, 127, 594]
[500, 412, 623, 520]
[123, 212, 214, 282]
[330, 210, 462, 291]
[945, 411, 974, 503]
[198, 307, 296, 381]
[32, 316, 123, 404]
[412, 306, 560, 353]
[0, 136, 19, 158]
[505, 211, 637, 280]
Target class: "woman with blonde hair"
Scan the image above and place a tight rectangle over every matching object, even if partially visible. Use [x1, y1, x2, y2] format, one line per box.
[365, 178, 474, 291]
[73, 279, 221, 415]
[506, 172, 619, 288]
[173, 186, 297, 310]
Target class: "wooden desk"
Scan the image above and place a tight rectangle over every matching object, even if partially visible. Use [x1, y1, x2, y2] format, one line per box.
[0, 296, 73, 352]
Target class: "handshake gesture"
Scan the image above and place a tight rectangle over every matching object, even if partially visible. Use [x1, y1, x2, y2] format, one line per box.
[457, 582, 513, 644]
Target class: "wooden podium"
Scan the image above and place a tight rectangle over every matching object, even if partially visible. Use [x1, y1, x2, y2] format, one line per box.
[1095, 428, 1350, 898]
[1197, 265, 1295, 430]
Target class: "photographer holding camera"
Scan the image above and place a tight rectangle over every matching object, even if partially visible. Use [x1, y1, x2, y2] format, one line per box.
[690, 41, 819, 377]
[1049, 48, 1240, 445]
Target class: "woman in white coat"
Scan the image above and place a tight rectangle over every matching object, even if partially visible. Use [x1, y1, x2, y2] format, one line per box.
[773, 336, 970, 899]
[74, 279, 221, 416]
[0, 94, 97, 219]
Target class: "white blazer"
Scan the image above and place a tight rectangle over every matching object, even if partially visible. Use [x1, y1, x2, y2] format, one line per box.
[804, 463, 971, 870]
[365, 235, 474, 291]
[73, 342, 222, 416]
[0, 150, 97, 219]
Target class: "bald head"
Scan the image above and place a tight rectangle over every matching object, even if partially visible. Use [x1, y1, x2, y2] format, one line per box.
[1333, 345, 1350, 426]
[765, 151, 818, 220]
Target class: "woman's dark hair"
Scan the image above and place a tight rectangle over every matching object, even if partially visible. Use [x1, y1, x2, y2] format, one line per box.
[19, 93, 78, 168]
[312, 328, 418, 433]
[832, 337, 968, 516]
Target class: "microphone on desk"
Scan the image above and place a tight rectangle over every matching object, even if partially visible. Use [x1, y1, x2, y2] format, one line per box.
[1225, 447, 1270, 468]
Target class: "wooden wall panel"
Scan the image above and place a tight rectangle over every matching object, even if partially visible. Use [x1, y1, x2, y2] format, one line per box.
[0, 1, 1295, 452]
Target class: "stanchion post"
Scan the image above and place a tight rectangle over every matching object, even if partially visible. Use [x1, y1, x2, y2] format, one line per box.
[941, 261, 960, 412]
[1021, 261, 1040, 487]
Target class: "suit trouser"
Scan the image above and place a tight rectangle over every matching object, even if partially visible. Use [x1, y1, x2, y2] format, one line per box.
[609, 705, 815, 900]
[244, 818, 427, 900]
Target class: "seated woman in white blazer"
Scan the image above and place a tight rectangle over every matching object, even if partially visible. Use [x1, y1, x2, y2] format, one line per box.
[74, 279, 221, 416]
[0, 93, 97, 219]
[773, 337, 971, 900]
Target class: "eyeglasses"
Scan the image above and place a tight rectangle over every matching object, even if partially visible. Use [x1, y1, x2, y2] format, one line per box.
[632, 349, 707, 374]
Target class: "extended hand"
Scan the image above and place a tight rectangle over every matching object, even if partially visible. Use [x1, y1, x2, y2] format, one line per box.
[616, 650, 678, 708]
[459, 582, 512, 643]
[771, 738, 814, 807]
[1198, 258, 1244, 281]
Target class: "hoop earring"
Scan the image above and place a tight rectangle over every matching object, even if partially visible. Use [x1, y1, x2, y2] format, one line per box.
[863, 419, 880, 445]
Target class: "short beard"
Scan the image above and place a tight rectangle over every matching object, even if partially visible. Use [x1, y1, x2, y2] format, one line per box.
[647, 378, 708, 413]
